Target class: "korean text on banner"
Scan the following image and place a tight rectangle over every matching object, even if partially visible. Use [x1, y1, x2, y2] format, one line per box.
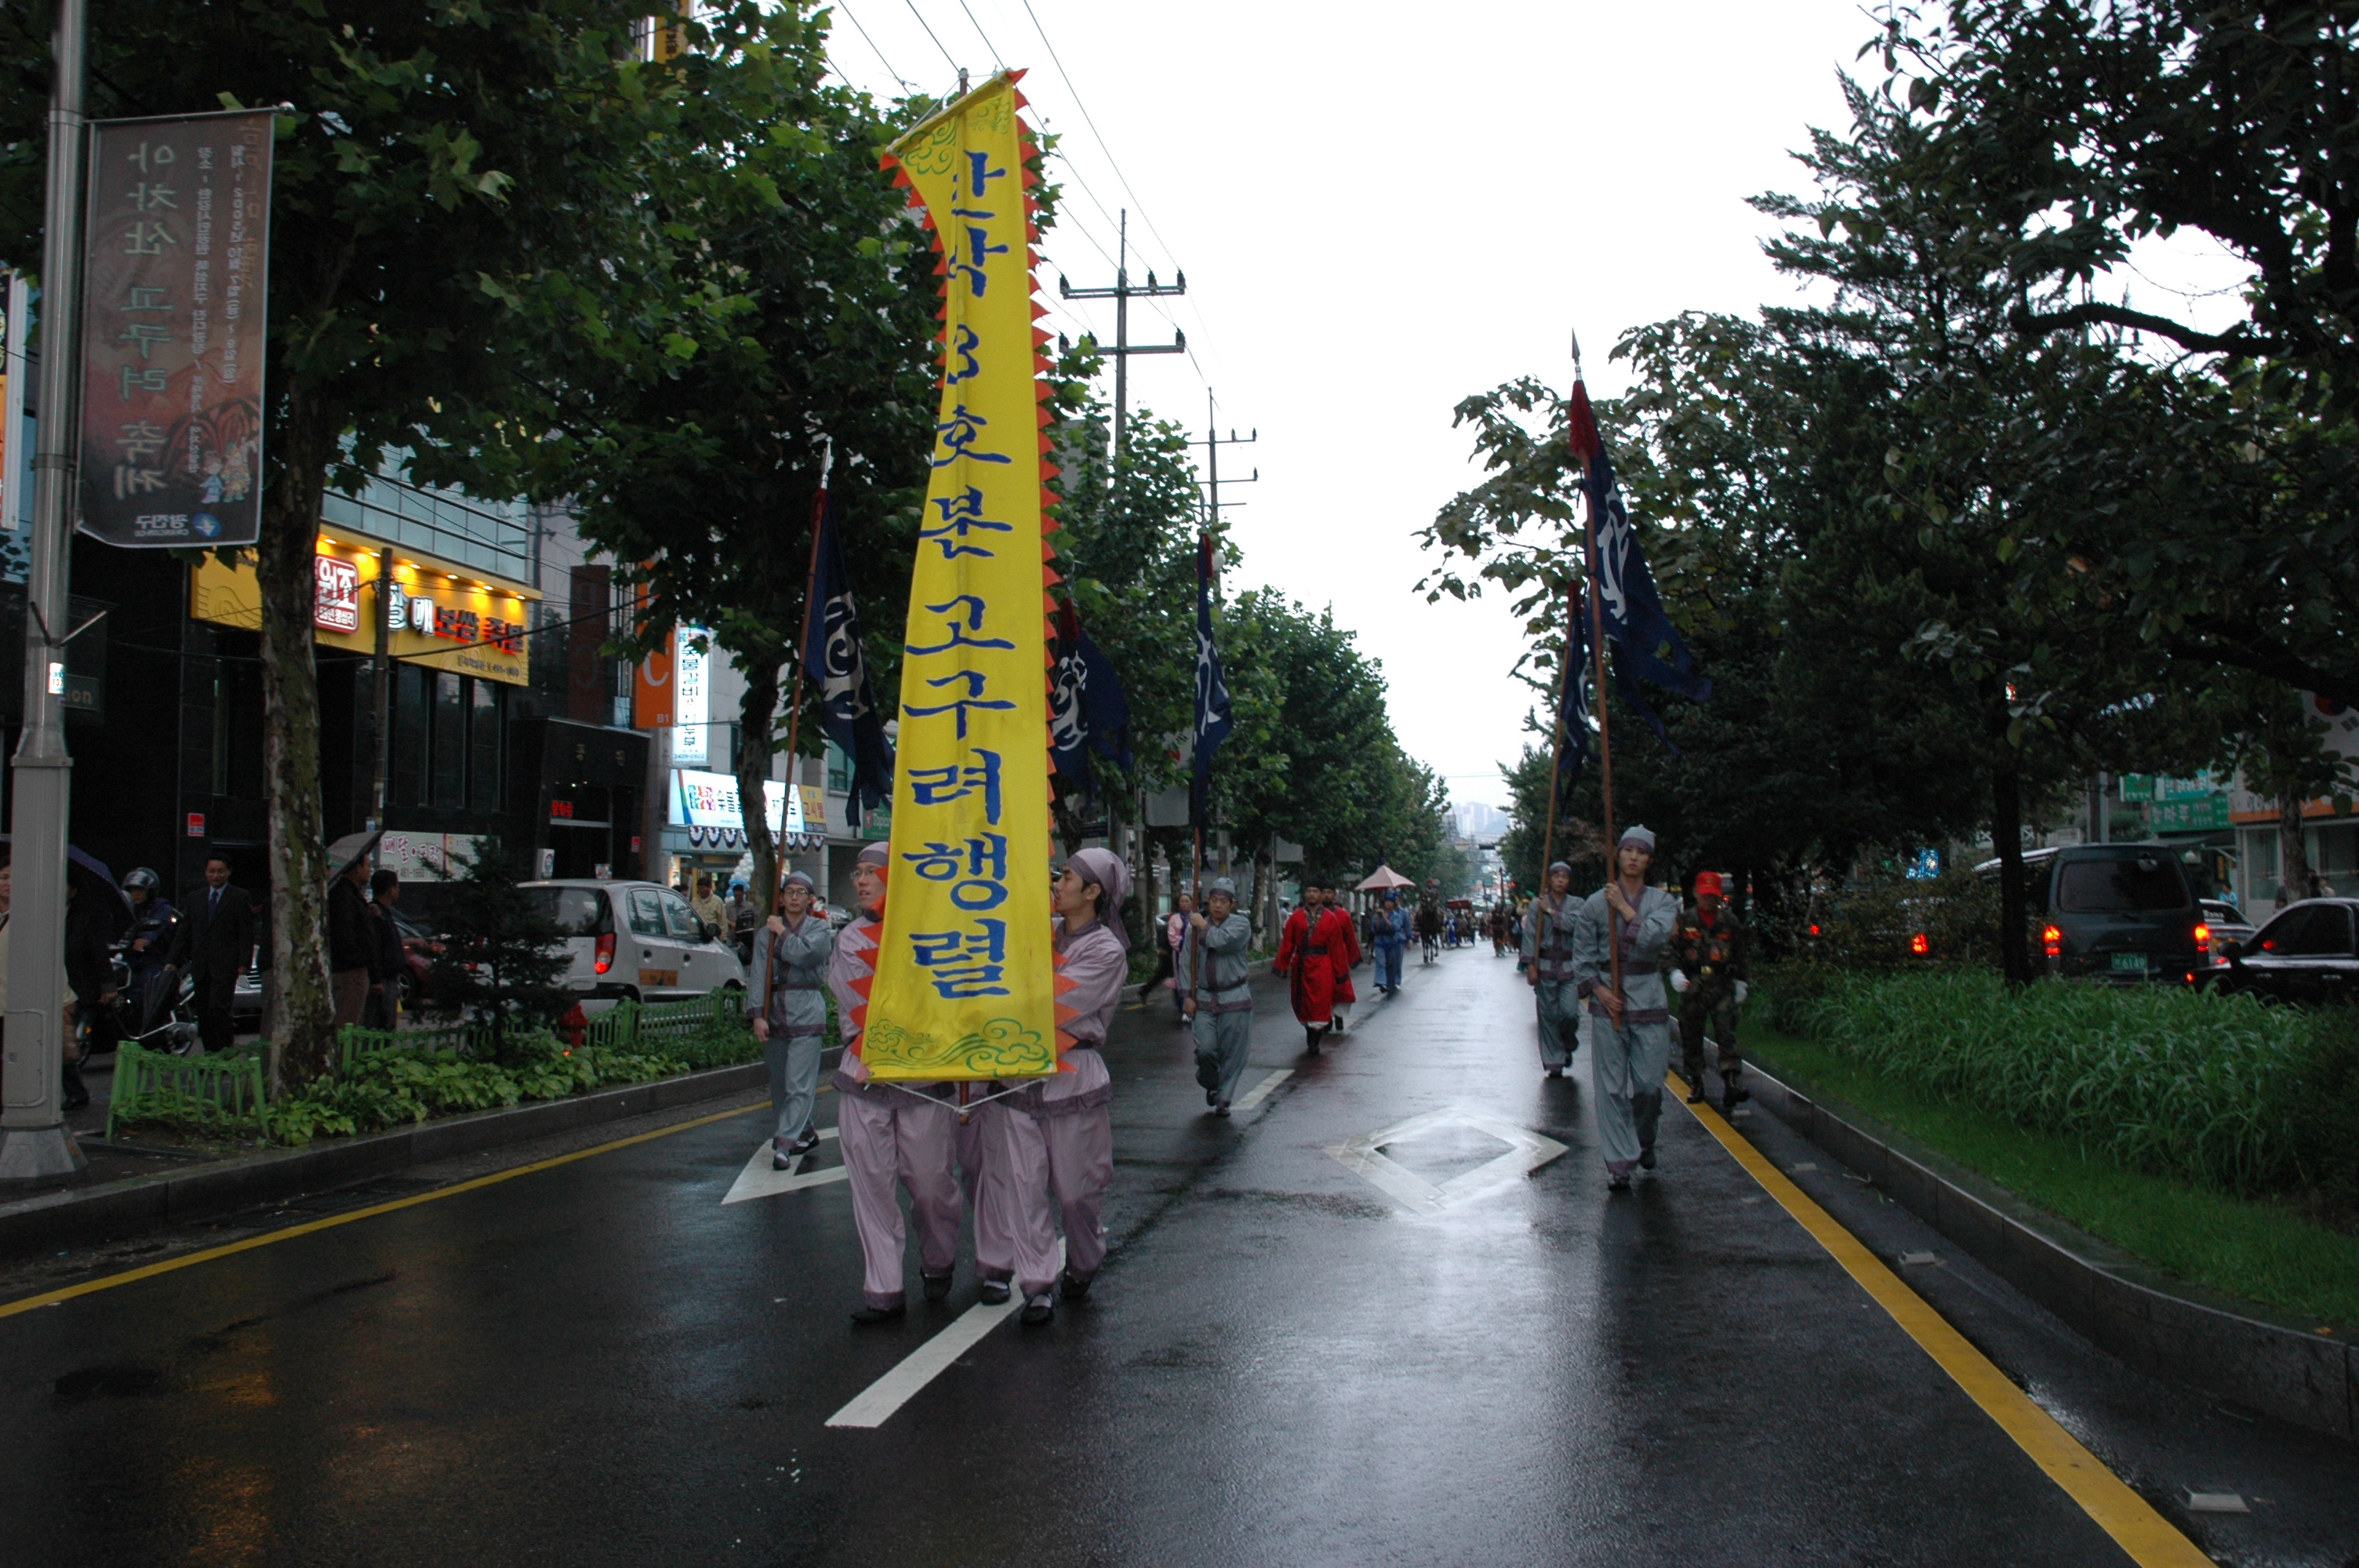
[79, 110, 274, 549]
[863, 74, 1059, 1081]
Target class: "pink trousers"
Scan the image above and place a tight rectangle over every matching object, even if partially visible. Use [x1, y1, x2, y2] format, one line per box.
[976, 1097, 1112, 1298]
[836, 1085, 961, 1308]
[954, 1105, 1016, 1285]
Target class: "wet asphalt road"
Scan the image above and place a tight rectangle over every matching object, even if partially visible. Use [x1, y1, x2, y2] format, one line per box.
[5, 947, 2358, 1566]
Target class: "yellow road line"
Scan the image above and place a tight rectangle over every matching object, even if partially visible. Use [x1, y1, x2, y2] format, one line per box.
[0, 1098, 773, 1321]
[1668, 1072, 2208, 1568]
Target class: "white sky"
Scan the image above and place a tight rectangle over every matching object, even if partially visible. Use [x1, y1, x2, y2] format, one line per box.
[819, 0, 2240, 811]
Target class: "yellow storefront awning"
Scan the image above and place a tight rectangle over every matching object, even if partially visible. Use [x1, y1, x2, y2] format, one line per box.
[191, 534, 540, 687]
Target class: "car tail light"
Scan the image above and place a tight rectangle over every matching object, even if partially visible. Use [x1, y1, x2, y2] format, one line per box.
[594, 931, 616, 975]
[1910, 933, 1930, 956]
[2194, 922, 2211, 955]
[2042, 924, 2061, 957]
[1808, 924, 1821, 938]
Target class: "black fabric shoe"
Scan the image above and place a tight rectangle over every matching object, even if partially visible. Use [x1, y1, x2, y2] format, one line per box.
[977, 1279, 1011, 1306]
[1685, 1081, 1707, 1104]
[1721, 1083, 1747, 1113]
[772, 1150, 794, 1171]
[1020, 1296, 1055, 1326]
[791, 1127, 823, 1155]
[849, 1301, 906, 1326]
[1608, 1173, 1632, 1192]
[1059, 1270, 1092, 1301]
[1215, 1102, 1231, 1117]
[1206, 1088, 1219, 1107]
[1305, 1029, 1321, 1055]
[1545, 1066, 1562, 1079]
[921, 1273, 952, 1302]
[1638, 1145, 1657, 1171]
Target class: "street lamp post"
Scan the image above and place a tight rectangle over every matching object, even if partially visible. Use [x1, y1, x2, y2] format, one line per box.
[0, 0, 89, 1184]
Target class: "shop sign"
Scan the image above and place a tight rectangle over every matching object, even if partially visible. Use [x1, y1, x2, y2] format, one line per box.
[674, 627, 708, 765]
[78, 110, 274, 548]
[2151, 797, 2231, 833]
[2120, 772, 2215, 803]
[379, 831, 487, 883]
[192, 536, 534, 685]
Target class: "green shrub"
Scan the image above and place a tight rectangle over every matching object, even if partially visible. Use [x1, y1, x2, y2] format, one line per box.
[2290, 1007, 2359, 1210]
[1801, 869, 2004, 971]
[1787, 970, 2311, 1193]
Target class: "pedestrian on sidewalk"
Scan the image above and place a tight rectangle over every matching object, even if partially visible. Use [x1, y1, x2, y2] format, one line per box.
[753, 870, 834, 1169]
[364, 869, 405, 1030]
[692, 874, 727, 938]
[1185, 877, 1256, 1115]
[831, 843, 963, 1325]
[1572, 826, 1679, 1189]
[162, 855, 252, 1056]
[1672, 870, 1750, 1111]
[1276, 873, 1359, 1053]
[1370, 891, 1408, 995]
[978, 848, 1128, 1326]
[1522, 860, 1580, 1078]
[327, 853, 375, 1032]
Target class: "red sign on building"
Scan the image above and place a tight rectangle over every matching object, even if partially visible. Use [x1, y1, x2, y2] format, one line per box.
[314, 554, 361, 633]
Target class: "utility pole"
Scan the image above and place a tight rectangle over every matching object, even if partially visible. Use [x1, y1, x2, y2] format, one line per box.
[1194, 388, 1257, 532]
[1, 0, 87, 1184]
[1058, 210, 1184, 470]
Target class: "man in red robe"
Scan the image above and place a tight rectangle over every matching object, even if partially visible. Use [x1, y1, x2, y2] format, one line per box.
[1276, 873, 1361, 1054]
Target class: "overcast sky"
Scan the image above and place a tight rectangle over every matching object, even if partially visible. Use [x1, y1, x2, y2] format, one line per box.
[814, 1, 2066, 810]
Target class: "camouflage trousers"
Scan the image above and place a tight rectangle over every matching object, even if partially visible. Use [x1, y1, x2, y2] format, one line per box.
[1679, 987, 1740, 1086]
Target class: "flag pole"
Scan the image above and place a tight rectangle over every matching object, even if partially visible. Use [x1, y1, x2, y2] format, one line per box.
[774, 439, 834, 918]
[1572, 334, 1624, 1006]
[1189, 528, 1210, 1002]
[1536, 573, 1576, 896]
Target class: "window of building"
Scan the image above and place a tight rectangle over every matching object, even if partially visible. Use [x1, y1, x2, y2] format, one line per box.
[826, 739, 850, 793]
[469, 680, 503, 813]
[431, 671, 464, 808]
[394, 665, 429, 806]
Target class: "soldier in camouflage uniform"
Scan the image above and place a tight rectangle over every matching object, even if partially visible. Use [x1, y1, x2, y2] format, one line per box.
[1671, 869, 1750, 1111]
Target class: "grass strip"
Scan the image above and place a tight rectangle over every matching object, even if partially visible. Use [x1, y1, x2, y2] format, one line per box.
[1737, 1013, 2359, 1334]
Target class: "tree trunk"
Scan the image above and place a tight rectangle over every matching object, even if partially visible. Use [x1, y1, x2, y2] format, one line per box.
[1991, 753, 2031, 988]
[2277, 787, 2313, 910]
[735, 657, 781, 909]
[256, 390, 337, 1091]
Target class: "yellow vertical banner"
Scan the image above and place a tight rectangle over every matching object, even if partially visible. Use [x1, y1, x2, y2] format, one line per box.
[863, 74, 1061, 1080]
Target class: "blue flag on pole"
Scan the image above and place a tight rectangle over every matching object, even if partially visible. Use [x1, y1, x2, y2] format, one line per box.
[801, 482, 895, 826]
[1554, 583, 1594, 804]
[1050, 601, 1131, 799]
[1567, 379, 1709, 750]
[1191, 532, 1234, 827]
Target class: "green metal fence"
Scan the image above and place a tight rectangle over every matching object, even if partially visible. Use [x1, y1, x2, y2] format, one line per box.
[334, 990, 745, 1069]
[106, 1040, 269, 1139]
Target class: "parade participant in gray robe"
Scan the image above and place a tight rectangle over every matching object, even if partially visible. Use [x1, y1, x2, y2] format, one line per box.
[831, 843, 963, 1323]
[977, 846, 1128, 1326]
[751, 870, 834, 1168]
[1521, 859, 1581, 1077]
[1572, 826, 1679, 1189]
[1184, 877, 1255, 1116]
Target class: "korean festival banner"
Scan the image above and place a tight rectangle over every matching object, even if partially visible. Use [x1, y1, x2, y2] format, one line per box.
[79, 109, 274, 547]
[862, 73, 1063, 1081]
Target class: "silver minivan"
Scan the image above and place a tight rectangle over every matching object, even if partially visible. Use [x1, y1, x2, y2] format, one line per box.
[522, 879, 748, 1004]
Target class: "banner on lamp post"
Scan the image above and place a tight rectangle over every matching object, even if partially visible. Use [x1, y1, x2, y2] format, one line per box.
[862, 74, 1059, 1081]
[672, 625, 707, 765]
[78, 109, 274, 548]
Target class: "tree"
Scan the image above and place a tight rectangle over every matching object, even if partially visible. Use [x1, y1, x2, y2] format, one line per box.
[424, 839, 569, 1061]
[0, 2, 693, 1088]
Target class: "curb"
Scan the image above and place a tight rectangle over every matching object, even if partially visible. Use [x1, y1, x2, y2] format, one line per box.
[1742, 1055, 2357, 1442]
[0, 1060, 767, 1261]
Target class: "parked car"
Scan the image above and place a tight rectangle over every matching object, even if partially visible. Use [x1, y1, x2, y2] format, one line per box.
[1978, 843, 2208, 984]
[522, 879, 747, 1004]
[2215, 898, 2359, 1005]
[2200, 898, 2256, 954]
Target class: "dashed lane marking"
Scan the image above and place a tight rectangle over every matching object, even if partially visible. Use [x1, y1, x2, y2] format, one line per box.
[1229, 1068, 1292, 1112]
[825, 1240, 1064, 1429]
[0, 1100, 773, 1321]
[723, 1131, 849, 1204]
[1670, 1071, 2210, 1568]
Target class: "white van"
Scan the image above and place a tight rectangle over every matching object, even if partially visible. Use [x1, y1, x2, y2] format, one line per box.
[522, 880, 748, 1004]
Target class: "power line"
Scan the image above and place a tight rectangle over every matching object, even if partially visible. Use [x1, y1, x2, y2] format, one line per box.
[955, 0, 1006, 68]
[1016, 0, 1184, 272]
[832, 1, 911, 88]
[902, 0, 961, 73]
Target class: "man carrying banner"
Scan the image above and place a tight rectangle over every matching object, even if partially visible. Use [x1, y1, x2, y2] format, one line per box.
[1572, 826, 1680, 1189]
[1275, 875, 1359, 1053]
[1522, 860, 1582, 1078]
[830, 843, 963, 1323]
[977, 847, 1129, 1325]
[1184, 876, 1255, 1115]
[751, 870, 833, 1168]
[1672, 870, 1750, 1111]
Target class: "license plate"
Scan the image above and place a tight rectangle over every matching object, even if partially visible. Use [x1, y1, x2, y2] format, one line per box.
[2110, 953, 2148, 974]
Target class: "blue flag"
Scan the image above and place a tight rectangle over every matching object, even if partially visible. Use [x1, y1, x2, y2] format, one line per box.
[801, 483, 894, 826]
[1554, 583, 1594, 805]
[1050, 601, 1131, 799]
[1568, 380, 1709, 751]
[1191, 532, 1234, 826]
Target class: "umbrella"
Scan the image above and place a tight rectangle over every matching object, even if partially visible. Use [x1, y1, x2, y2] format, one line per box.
[0, 834, 135, 935]
[1355, 865, 1416, 892]
[328, 829, 383, 884]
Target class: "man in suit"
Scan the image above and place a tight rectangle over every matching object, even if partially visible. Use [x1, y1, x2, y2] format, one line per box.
[164, 854, 253, 1054]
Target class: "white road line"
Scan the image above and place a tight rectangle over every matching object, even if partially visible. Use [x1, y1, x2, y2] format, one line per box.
[825, 1240, 1064, 1429]
[722, 1131, 847, 1205]
[1230, 1068, 1292, 1112]
[1325, 1106, 1569, 1215]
